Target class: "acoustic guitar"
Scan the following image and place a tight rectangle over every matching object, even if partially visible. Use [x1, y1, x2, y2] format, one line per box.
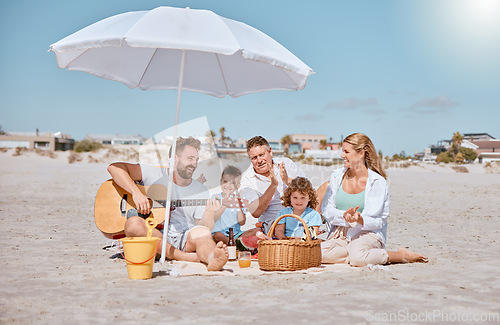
[94, 179, 246, 239]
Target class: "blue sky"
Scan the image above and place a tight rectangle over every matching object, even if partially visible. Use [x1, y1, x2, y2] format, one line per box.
[1, 0, 499, 156]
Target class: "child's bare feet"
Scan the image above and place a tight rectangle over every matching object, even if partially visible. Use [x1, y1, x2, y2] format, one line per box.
[206, 241, 229, 271]
[399, 247, 428, 263]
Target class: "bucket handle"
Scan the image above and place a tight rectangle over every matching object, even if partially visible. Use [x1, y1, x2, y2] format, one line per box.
[119, 240, 160, 265]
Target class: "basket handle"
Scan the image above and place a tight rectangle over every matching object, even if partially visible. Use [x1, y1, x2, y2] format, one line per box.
[266, 213, 314, 243]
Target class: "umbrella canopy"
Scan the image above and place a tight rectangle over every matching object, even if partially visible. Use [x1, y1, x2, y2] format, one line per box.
[50, 6, 313, 263]
[50, 6, 314, 98]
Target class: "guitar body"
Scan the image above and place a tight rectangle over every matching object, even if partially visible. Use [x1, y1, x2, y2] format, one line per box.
[94, 180, 166, 239]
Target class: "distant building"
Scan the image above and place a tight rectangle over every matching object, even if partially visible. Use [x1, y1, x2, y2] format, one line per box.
[86, 134, 145, 145]
[215, 146, 247, 159]
[267, 139, 282, 151]
[430, 140, 450, 156]
[304, 148, 342, 163]
[424, 132, 499, 163]
[461, 140, 479, 150]
[477, 152, 500, 163]
[0, 131, 74, 151]
[463, 133, 496, 141]
[419, 148, 436, 163]
[326, 143, 342, 151]
[233, 137, 247, 148]
[288, 143, 301, 154]
[290, 133, 327, 150]
[472, 139, 500, 163]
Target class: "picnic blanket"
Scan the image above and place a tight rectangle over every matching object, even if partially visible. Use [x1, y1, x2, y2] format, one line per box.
[152, 260, 355, 277]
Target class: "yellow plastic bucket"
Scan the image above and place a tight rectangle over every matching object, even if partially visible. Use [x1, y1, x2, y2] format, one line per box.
[119, 237, 160, 280]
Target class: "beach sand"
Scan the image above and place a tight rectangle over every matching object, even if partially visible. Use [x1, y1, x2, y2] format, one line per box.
[1, 149, 499, 324]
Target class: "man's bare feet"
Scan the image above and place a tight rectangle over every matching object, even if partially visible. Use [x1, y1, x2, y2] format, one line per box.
[398, 247, 428, 263]
[206, 241, 229, 271]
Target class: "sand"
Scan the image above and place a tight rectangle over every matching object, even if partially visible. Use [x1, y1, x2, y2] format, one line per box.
[1, 149, 499, 324]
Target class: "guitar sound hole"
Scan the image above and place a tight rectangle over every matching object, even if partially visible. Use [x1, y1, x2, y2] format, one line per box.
[138, 212, 152, 219]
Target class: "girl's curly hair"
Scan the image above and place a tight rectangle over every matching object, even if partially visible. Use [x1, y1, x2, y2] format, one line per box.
[281, 177, 318, 209]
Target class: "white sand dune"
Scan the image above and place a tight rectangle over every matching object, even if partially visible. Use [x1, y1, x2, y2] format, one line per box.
[0, 149, 499, 324]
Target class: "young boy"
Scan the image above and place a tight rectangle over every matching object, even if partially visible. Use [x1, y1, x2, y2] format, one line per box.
[212, 166, 247, 244]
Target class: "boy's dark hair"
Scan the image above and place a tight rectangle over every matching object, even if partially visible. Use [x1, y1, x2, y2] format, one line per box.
[168, 136, 201, 158]
[246, 136, 270, 152]
[281, 177, 318, 209]
[221, 165, 242, 180]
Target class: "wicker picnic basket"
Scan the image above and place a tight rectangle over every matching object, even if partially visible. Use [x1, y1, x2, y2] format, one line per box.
[258, 214, 322, 271]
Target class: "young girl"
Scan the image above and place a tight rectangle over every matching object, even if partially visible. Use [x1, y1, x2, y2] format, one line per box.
[212, 166, 247, 244]
[275, 177, 322, 239]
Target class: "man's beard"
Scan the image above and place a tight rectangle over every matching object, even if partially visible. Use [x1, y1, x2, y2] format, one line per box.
[176, 162, 195, 180]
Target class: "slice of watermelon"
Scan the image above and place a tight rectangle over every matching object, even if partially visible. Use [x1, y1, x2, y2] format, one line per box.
[236, 235, 260, 252]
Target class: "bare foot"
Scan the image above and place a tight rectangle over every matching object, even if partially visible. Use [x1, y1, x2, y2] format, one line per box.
[206, 241, 229, 271]
[399, 247, 428, 263]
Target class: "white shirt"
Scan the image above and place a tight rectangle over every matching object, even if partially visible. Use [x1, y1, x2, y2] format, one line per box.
[240, 157, 305, 232]
[321, 167, 389, 245]
[139, 164, 209, 237]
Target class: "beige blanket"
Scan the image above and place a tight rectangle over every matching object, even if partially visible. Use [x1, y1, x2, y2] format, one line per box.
[153, 260, 354, 277]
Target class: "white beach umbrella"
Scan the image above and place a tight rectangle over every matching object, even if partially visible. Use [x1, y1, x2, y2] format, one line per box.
[49, 6, 314, 263]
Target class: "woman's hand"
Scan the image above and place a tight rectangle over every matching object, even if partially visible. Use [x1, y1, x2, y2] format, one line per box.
[344, 206, 362, 226]
[344, 206, 364, 226]
[343, 206, 359, 220]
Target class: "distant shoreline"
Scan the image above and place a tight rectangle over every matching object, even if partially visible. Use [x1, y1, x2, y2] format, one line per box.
[1, 147, 499, 176]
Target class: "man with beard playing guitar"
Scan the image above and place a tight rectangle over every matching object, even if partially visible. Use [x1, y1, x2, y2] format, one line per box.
[107, 136, 228, 271]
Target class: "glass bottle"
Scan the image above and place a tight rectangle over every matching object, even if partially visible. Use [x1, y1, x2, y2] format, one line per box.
[227, 227, 237, 261]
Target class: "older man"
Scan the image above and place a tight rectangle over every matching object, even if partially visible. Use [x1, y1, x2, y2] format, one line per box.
[240, 136, 305, 234]
[107, 137, 228, 271]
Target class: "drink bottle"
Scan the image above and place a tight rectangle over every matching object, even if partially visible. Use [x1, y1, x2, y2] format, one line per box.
[227, 227, 237, 261]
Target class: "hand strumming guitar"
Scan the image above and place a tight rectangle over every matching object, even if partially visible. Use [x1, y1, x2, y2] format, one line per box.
[133, 191, 151, 215]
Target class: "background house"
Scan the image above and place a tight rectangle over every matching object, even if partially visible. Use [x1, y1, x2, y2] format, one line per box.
[86, 134, 145, 145]
[303, 148, 342, 164]
[290, 133, 327, 151]
[471, 138, 500, 163]
[463, 133, 496, 141]
[0, 131, 74, 151]
[422, 132, 499, 163]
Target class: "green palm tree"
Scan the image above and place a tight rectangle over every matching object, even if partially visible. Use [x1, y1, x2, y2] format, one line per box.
[206, 130, 216, 144]
[450, 131, 463, 158]
[319, 139, 327, 150]
[281, 135, 292, 155]
[219, 127, 226, 146]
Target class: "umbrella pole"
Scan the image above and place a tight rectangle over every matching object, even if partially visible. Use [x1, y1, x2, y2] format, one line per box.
[160, 50, 186, 264]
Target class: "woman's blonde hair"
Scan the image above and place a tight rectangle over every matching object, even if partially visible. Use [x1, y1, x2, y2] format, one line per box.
[281, 177, 318, 209]
[344, 133, 387, 179]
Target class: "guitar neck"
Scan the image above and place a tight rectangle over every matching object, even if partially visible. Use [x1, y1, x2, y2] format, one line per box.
[170, 198, 210, 208]
[155, 198, 213, 208]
